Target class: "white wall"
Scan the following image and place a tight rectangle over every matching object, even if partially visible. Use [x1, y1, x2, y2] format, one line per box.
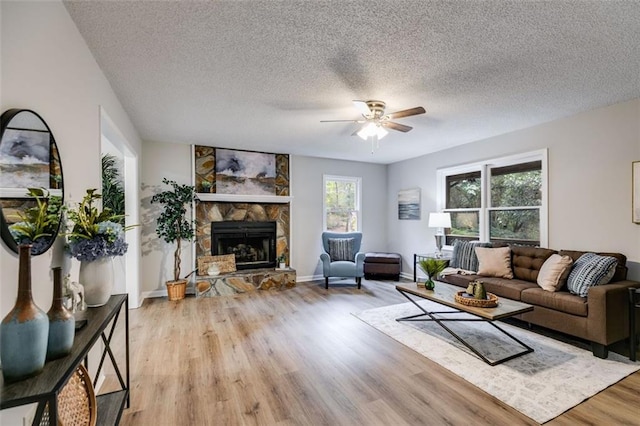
[1, 0, 142, 313]
[388, 98, 640, 279]
[291, 155, 388, 281]
[0, 1, 142, 422]
[139, 140, 193, 295]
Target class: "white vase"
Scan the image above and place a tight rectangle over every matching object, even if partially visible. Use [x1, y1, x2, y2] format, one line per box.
[80, 257, 114, 307]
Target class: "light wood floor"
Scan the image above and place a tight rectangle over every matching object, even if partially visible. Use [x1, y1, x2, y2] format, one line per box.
[102, 280, 640, 425]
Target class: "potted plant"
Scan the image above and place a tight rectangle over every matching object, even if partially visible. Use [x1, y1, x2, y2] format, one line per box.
[9, 187, 63, 255]
[66, 189, 131, 306]
[277, 253, 287, 269]
[200, 180, 212, 193]
[418, 258, 448, 290]
[150, 178, 197, 301]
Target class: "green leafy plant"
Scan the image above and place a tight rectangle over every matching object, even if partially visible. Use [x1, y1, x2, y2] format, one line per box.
[277, 253, 287, 264]
[9, 188, 62, 253]
[150, 178, 197, 281]
[66, 189, 132, 261]
[101, 154, 125, 225]
[418, 258, 448, 289]
[201, 180, 212, 193]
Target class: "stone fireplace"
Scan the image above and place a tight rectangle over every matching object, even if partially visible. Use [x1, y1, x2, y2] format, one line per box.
[211, 221, 277, 270]
[195, 202, 289, 261]
[192, 145, 294, 298]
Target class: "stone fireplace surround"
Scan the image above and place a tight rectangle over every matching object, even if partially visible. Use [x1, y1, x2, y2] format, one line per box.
[192, 145, 294, 297]
[193, 201, 294, 297]
[195, 201, 289, 262]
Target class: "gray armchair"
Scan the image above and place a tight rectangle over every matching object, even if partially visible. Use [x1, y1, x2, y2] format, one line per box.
[320, 231, 365, 289]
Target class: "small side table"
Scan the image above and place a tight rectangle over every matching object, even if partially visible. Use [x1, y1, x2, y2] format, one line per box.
[414, 253, 452, 282]
[629, 288, 640, 362]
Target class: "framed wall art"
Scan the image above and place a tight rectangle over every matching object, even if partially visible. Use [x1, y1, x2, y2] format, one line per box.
[215, 148, 276, 196]
[398, 188, 421, 220]
[633, 161, 640, 224]
[0, 128, 50, 188]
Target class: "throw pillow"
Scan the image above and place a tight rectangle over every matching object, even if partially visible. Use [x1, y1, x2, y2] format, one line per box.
[537, 254, 573, 292]
[567, 253, 618, 298]
[475, 246, 513, 279]
[449, 240, 492, 272]
[328, 238, 354, 261]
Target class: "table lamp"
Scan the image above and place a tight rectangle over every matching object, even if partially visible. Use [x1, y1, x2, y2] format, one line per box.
[428, 212, 451, 257]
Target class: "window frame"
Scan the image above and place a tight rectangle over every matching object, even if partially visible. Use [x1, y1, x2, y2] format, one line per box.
[436, 149, 548, 248]
[323, 174, 362, 232]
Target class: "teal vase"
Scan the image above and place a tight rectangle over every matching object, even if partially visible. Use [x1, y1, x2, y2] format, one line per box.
[46, 267, 75, 360]
[1, 244, 49, 382]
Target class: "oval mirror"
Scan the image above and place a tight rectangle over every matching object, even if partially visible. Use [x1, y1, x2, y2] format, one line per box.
[0, 109, 64, 256]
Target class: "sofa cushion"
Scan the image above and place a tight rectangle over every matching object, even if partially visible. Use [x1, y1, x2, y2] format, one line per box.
[439, 271, 479, 288]
[439, 271, 480, 289]
[328, 238, 354, 261]
[449, 240, 491, 272]
[567, 253, 618, 297]
[476, 277, 538, 301]
[511, 246, 557, 283]
[521, 288, 588, 317]
[560, 250, 627, 282]
[475, 247, 513, 279]
[537, 254, 573, 292]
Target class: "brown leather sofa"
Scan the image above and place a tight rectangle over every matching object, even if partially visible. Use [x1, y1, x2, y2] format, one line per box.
[440, 246, 640, 358]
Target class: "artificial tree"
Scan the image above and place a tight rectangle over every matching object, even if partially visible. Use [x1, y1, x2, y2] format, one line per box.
[150, 178, 197, 297]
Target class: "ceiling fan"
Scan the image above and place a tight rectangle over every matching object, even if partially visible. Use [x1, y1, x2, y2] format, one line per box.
[321, 100, 426, 141]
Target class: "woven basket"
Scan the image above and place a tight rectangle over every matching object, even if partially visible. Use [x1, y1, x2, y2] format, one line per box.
[166, 279, 187, 301]
[40, 364, 96, 426]
[455, 290, 499, 308]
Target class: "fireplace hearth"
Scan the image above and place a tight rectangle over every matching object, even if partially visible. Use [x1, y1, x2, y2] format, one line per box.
[211, 221, 277, 270]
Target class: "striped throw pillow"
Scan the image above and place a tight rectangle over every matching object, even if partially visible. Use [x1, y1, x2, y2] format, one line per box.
[328, 238, 355, 261]
[450, 240, 492, 272]
[567, 253, 618, 297]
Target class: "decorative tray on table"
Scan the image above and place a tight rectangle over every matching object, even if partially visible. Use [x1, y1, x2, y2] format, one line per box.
[455, 290, 499, 308]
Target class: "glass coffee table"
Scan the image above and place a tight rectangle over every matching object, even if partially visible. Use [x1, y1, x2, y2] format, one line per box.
[396, 282, 534, 366]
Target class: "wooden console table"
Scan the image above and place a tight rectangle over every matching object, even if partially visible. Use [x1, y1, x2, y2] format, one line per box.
[1, 294, 130, 425]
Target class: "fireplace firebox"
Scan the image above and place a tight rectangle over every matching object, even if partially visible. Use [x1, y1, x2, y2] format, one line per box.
[211, 221, 277, 270]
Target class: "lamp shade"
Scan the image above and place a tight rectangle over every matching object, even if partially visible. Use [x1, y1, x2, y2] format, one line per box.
[357, 122, 388, 140]
[428, 212, 451, 228]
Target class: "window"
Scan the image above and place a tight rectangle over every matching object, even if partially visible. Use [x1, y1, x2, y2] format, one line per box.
[438, 150, 547, 247]
[323, 175, 361, 232]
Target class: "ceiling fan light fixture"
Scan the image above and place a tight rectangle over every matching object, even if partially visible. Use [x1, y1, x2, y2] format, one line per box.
[357, 122, 388, 140]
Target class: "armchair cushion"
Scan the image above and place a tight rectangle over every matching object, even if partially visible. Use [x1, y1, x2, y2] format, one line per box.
[328, 238, 355, 261]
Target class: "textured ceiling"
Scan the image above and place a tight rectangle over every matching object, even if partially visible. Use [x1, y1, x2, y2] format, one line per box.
[63, 1, 640, 164]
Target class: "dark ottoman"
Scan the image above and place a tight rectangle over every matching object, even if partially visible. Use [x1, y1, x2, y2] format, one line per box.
[364, 252, 402, 281]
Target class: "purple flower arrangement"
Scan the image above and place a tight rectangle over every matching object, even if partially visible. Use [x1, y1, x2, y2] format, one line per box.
[66, 189, 132, 262]
[67, 221, 128, 262]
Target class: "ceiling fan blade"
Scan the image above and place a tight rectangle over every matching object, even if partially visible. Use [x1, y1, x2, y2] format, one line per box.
[385, 106, 426, 120]
[353, 100, 372, 117]
[382, 121, 413, 132]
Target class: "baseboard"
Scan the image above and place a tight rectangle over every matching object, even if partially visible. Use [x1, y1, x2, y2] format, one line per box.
[296, 274, 323, 282]
[400, 272, 414, 280]
[141, 286, 196, 301]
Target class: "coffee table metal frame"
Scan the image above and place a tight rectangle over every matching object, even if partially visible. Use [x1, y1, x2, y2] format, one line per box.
[396, 285, 534, 366]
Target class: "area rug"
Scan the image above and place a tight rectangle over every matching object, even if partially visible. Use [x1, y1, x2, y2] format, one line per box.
[354, 300, 639, 424]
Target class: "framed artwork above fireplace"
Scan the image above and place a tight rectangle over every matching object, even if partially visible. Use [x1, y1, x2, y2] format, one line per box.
[215, 148, 276, 195]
